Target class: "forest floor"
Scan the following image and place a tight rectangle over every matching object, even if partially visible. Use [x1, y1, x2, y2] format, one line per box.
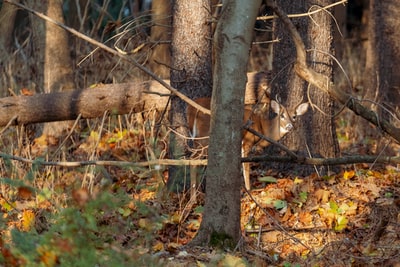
[0, 111, 399, 266]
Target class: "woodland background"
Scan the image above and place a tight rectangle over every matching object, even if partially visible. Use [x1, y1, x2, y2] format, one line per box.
[0, 0, 400, 266]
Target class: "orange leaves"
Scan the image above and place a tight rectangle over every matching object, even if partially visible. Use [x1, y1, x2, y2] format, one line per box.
[343, 170, 356, 180]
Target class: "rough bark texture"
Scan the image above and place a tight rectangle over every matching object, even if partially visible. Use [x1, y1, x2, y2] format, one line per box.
[0, 82, 167, 126]
[41, 0, 75, 137]
[363, 0, 400, 154]
[167, 0, 212, 192]
[269, 0, 338, 175]
[305, 0, 339, 163]
[272, 0, 308, 147]
[191, 0, 261, 247]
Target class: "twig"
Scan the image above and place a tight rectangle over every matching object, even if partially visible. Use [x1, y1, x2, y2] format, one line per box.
[243, 125, 298, 158]
[244, 154, 400, 165]
[0, 115, 17, 135]
[0, 152, 207, 167]
[257, 0, 347, 21]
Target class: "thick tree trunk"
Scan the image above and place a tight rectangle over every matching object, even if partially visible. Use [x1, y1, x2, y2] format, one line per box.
[167, 0, 212, 192]
[191, 0, 261, 247]
[304, 0, 339, 164]
[272, 0, 308, 147]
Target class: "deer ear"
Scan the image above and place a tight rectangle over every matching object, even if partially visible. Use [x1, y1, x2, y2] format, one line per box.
[270, 100, 280, 113]
[295, 102, 309, 115]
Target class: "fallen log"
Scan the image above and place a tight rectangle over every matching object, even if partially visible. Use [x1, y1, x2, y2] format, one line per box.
[0, 72, 269, 126]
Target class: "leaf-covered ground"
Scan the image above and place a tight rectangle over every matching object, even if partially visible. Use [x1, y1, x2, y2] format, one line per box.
[0, 112, 399, 266]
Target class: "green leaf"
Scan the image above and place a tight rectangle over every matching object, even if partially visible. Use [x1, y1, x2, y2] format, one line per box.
[335, 215, 348, 231]
[299, 191, 308, 203]
[258, 176, 277, 183]
[274, 200, 287, 210]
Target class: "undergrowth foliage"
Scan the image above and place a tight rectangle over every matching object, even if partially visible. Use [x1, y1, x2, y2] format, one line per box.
[0, 108, 173, 266]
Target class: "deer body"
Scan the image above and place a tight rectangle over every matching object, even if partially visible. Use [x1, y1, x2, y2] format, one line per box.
[187, 97, 309, 190]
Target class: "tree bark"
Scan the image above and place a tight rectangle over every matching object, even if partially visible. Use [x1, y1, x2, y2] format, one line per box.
[28, 1, 46, 93]
[167, 0, 213, 192]
[148, 0, 172, 79]
[191, 0, 261, 247]
[305, 0, 339, 163]
[271, 0, 308, 148]
[268, 0, 339, 175]
[41, 0, 75, 137]
[0, 82, 167, 126]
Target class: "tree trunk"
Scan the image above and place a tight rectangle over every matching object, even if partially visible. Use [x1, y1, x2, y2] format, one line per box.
[148, 0, 172, 79]
[29, 1, 46, 93]
[363, 0, 400, 155]
[191, 0, 261, 247]
[167, 0, 212, 192]
[305, 0, 339, 164]
[41, 0, 75, 137]
[0, 0, 19, 96]
[269, 0, 338, 175]
[272, 0, 308, 148]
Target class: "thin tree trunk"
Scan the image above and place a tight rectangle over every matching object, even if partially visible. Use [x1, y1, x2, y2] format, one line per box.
[148, 0, 172, 79]
[41, 0, 75, 137]
[191, 0, 261, 247]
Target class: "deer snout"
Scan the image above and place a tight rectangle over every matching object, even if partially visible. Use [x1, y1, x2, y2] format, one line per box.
[281, 122, 293, 134]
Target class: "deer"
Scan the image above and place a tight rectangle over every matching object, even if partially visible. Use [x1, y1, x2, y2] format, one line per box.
[186, 97, 309, 190]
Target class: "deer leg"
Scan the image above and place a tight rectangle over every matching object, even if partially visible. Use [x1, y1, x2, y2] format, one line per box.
[242, 144, 251, 190]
